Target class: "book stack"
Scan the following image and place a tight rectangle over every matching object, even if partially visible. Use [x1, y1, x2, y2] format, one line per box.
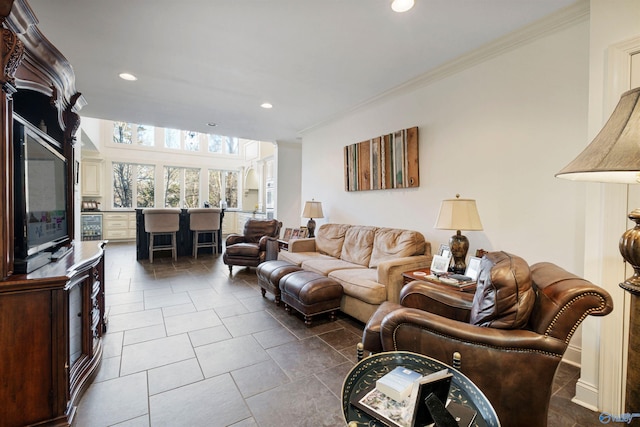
[426, 274, 477, 291]
[375, 367, 422, 403]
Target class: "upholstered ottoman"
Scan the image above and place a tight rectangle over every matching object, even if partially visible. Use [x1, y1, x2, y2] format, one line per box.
[256, 260, 303, 305]
[280, 271, 344, 327]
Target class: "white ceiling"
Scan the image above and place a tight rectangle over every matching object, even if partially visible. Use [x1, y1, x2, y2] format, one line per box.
[28, 0, 578, 143]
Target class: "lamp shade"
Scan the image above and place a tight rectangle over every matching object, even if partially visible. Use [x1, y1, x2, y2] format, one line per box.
[434, 196, 483, 231]
[302, 200, 324, 219]
[556, 87, 640, 183]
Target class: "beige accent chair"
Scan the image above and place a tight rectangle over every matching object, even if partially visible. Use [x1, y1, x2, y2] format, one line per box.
[188, 208, 222, 258]
[142, 208, 181, 263]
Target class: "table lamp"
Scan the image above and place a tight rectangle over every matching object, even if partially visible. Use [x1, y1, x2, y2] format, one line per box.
[302, 199, 324, 238]
[434, 194, 483, 274]
[556, 86, 640, 414]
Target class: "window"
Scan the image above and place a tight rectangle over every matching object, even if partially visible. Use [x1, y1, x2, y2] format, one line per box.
[164, 166, 200, 208]
[208, 169, 238, 208]
[113, 162, 155, 208]
[185, 168, 199, 207]
[108, 121, 251, 210]
[185, 131, 199, 152]
[208, 134, 222, 154]
[207, 134, 239, 155]
[137, 125, 154, 146]
[113, 122, 133, 144]
[136, 165, 155, 207]
[113, 163, 132, 207]
[165, 128, 180, 149]
[226, 136, 239, 155]
[164, 166, 181, 207]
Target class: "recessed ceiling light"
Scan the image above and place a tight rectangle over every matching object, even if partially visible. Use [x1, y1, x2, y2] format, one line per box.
[119, 72, 137, 81]
[261, 102, 273, 109]
[207, 122, 217, 127]
[391, 0, 414, 12]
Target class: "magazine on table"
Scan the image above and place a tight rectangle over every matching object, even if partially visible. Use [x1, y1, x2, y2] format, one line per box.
[428, 257, 482, 288]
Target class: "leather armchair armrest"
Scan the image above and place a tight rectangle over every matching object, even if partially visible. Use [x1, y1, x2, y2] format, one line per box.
[258, 235, 270, 250]
[225, 234, 246, 246]
[259, 236, 280, 259]
[288, 238, 316, 253]
[262, 237, 280, 261]
[380, 307, 567, 356]
[399, 281, 474, 322]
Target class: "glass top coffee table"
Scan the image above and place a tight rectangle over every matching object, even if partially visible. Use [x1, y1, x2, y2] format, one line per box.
[342, 351, 500, 427]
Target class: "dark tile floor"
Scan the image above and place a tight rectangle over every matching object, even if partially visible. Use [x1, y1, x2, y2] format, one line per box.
[75, 242, 604, 426]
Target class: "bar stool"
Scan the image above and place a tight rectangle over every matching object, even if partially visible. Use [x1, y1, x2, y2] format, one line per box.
[188, 208, 222, 258]
[142, 208, 181, 263]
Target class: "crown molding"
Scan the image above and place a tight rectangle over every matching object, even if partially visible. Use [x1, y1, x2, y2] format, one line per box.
[299, 0, 589, 137]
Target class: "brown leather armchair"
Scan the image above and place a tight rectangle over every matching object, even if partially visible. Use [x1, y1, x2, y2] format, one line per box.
[362, 252, 613, 427]
[223, 219, 281, 273]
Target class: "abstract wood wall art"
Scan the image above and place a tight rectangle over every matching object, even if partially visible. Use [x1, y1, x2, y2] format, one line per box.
[344, 127, 419, 191]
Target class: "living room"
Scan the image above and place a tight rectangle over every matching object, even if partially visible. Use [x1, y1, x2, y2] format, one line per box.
[1, 1, 639, 426]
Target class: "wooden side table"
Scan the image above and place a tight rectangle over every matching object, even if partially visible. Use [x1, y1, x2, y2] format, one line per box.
[402, 268, 476, 292]
[402, 268, 432, 285]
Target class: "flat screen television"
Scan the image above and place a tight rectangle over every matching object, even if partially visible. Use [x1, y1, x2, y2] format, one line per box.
[14, 114, 69, 272]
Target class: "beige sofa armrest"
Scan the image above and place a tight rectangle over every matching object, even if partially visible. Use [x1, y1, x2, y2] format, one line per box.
[377, 254, 431, 303]
[288, 238, 316, 253]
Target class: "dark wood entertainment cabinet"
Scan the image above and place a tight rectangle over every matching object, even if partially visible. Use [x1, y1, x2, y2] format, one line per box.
[0, 1, 107, 426]
[0, 241, 107, 426]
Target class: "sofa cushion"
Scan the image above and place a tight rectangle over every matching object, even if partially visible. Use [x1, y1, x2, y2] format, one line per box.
[329, 268, 387, 305]
[369, 228, 427, 268]
[224, 242, 260, 257]
[315, 224, 350, 258]
[301, 258, 366, 276]
[277, 251, 333, 266]
[470, 251, 535, 329]
[340, 226, 377, 266]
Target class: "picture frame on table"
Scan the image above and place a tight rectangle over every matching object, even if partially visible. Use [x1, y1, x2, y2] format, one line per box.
[430, 254, 451, 275]
[465, 257, 482, 281]
[283, 228, 293, 241]
[299, 226, 309, 238]
[437, 244, 451, 259]
[291, 228, 300, 240]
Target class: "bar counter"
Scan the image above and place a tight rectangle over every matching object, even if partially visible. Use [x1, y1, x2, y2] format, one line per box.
[135, 208, 225, 260]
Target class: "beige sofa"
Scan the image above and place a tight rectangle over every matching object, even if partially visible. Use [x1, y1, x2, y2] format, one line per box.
[277, 224, 431, 323]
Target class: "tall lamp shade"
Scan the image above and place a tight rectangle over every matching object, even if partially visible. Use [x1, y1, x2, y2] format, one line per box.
[556, 86, 640, 414]
[434, 195, 483, 273]
[302, 200, 324, 238]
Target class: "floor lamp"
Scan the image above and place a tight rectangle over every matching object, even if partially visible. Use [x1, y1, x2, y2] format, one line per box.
[556, 86, 640, 414]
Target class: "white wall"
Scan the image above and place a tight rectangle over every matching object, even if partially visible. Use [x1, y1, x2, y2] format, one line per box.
[301, 14, 589, 274]
[275, 141, 302, 229]
[80, 116, 102, 152]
